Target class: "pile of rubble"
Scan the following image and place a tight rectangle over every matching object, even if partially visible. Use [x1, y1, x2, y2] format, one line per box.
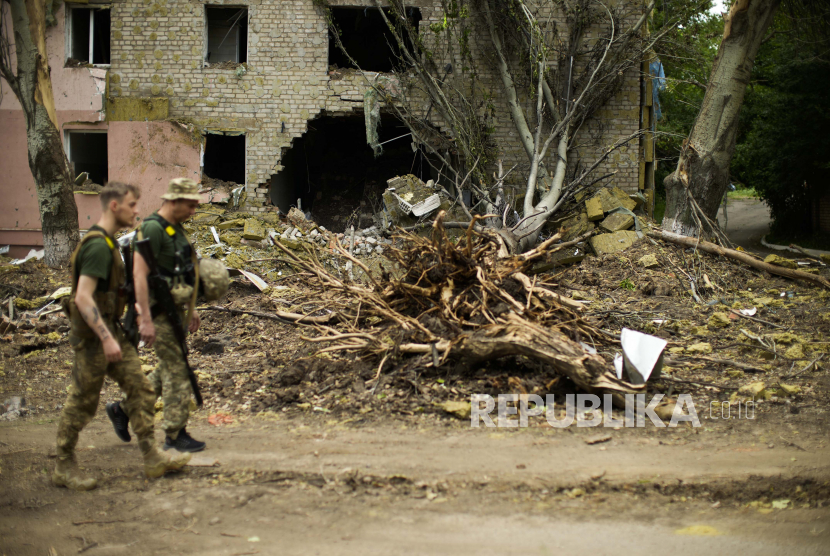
[187, 204, 392, 279]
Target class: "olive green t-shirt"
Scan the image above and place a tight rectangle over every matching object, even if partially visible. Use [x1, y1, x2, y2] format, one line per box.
[137, 212, 191, 275]
[76, 225, 113, 293]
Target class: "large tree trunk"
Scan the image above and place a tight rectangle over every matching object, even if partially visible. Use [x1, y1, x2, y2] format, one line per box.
[662, 0, 780, 237]
[2, 0, 79, 266]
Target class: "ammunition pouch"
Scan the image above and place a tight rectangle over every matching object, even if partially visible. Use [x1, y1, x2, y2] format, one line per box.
[170, 283, 194, 305]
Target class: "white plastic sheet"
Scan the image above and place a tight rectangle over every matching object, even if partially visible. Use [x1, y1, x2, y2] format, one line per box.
[618, 328, 667, 385]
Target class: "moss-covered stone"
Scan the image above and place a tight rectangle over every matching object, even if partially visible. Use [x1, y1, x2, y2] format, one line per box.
[763, 254, 797, 269]
[589, 230, 639, 255]
[599, 212, 634, 233]
[708, 312, 731, 329]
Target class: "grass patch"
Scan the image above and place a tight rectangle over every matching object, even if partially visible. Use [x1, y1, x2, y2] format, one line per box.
[727, 187, 759, 200]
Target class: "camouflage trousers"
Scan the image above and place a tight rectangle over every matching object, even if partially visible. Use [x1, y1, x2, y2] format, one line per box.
[146, 311, 192, 439]
[57, 326, 156, 459]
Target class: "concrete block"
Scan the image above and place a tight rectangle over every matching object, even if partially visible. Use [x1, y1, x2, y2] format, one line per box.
[609, 186, 637, 211]
[589, 230, 639, 255]
[243, 219, 267, 241]
[599, 212, 634, 233]
[585, 196, 604, 221]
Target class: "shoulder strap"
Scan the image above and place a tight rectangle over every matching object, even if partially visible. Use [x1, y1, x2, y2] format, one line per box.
[143, 213, 178, 239]
[70, 231, 109, 294]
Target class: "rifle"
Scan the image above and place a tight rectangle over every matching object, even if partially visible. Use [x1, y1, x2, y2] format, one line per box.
[120, 243, 139, 349]
[134, 238, 203, 407]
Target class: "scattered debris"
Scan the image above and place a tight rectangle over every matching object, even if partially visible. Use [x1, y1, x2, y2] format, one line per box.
[1, 396, 26, 421]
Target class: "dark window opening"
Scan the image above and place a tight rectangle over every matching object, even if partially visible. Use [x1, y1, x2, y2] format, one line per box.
[328, 7, 421, 73]
[204, 134, 245, 185]
[66, 132, 108, 186]
[68, 8, 110, 64]
[271, 114, 436, 231]
[206, 6, 248, 64]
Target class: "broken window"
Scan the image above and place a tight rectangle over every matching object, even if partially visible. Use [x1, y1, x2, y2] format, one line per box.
[271, 113, 436, 229]
[65, 131, 108, 187]
[66, 6, 110, 65]
[203, 133, 245, 185]
[205, 6, 248, 64]
[328, 7, 421, 73]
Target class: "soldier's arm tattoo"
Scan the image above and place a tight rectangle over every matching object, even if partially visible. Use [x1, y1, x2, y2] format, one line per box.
[75, 276, 113, 343]
[81, 305, 111, 342]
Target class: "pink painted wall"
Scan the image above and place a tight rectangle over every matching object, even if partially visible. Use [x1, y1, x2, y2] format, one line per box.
[0, 5, 203, 256]
[108, 121, 203, 218]
[0, 3, 106, 116]
[0, 111, 108, 257]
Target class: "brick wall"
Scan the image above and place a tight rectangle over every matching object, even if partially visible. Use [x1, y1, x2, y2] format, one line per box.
[107, 0, 648, 213]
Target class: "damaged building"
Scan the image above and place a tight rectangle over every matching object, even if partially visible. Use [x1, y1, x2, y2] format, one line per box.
[0, 0, 656, 256]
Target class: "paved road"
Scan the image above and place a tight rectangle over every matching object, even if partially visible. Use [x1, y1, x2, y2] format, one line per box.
[718, 197, 774, 255]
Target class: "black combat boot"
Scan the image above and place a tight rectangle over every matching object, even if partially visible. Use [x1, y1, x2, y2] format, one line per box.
[106, 402, 131, 442]
[163, 428, 206, 453]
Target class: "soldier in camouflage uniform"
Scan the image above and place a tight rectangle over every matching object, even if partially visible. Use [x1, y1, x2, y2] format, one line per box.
[54, 182, 190, 491]
[107, 178, 207, 452]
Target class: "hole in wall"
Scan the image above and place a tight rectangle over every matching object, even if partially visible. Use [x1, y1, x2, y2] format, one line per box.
[270, 113, 437, 231]
[328, 7, 421, 73]
[203, 133, 245, 185]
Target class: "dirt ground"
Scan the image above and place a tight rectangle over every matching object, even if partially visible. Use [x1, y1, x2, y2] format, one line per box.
[2, 230, 830, 555]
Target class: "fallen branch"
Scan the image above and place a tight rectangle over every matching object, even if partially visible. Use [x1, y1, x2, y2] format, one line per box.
[650, 231, 830, 290]
[788, 244, 822, 261]
[73, 520, 125, 526]
[199, 305, 337, 325]
[787, 353, 824, 378]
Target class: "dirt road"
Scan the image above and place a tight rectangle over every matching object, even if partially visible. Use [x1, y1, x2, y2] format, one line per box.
[2, 408, 829, 555]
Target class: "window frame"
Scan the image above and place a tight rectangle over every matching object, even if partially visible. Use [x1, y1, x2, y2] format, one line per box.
[64, 4, 111, 67]
[203, 4, 249, 67]
[64, 129, 109, 184]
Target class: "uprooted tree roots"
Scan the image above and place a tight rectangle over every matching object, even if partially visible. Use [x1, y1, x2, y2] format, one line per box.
[271, 211, 641, 400]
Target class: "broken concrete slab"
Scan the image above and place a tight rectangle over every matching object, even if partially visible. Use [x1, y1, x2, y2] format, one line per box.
[609, 186, 638, 212]
[638, 254, 659, 269]
[763, 254, 798, 269]
[217, 218, 246, 230]
[585, 196, 604, 221]
[589, 230, 639, 255]
[599, 212, 634, 233]
[560, 212, 595, 242]
[596, 189, 623, 213]
[242, 220, 266, 241]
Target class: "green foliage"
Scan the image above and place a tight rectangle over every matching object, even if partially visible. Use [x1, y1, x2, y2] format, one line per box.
[654, 5, 722, 201]
[731, 31, 830, 236]
[619, 278, 636, 291]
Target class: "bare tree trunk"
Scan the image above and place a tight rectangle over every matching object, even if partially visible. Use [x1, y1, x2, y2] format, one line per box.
[1, 0, 79, 266]
[662, 0, 780, 238]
